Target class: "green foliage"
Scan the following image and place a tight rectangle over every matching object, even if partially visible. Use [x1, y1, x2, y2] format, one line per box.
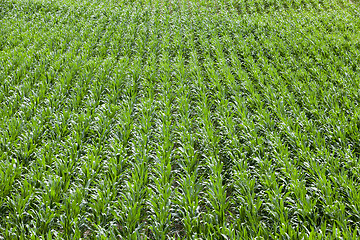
[0, 0, 360, 239]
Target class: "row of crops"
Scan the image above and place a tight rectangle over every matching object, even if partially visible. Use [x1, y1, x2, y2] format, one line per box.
[1, 0, 360, 239]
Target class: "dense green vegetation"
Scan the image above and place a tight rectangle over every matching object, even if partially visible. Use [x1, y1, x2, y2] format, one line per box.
[1, 0, 360, 239]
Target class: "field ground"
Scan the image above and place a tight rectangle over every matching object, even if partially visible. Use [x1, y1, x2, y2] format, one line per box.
[1, 0, 360, 239]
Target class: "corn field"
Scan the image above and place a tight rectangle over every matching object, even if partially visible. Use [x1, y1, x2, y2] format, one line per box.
[0, 0, 360, 239]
